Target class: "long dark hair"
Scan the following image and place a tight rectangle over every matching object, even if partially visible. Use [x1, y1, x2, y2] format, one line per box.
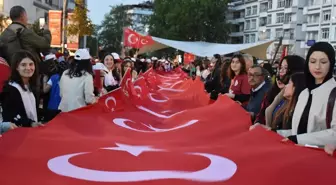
[272, 72, 306, 129]
[121, 60, 133, 77]
[66, 58, 93, 78]
[267, 55, 305, 104]
[220, 62, 231, 86]
[9, 50, 39, 92]
[201, 59, 210, 71]
[228, 54, 247, 79]
[102, 54, 121, 82]
[213, 54, 222, 69]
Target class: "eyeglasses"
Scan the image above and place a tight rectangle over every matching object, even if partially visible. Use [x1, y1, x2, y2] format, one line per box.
[248, 73, 263, 78]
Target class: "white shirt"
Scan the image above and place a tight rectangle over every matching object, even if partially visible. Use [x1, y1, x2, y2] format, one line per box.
[252, 81, 265, 92]
[10, 82, 37, 122]
[201, 69, 210, 80]
[104, 70, 119, 86]
[59, 70, 95, 112]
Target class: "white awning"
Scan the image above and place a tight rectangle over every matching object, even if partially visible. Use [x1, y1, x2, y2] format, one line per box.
[139, 36, 274, 59]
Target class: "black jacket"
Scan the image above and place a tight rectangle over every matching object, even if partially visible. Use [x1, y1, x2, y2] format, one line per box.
[1, 84, 38, 127]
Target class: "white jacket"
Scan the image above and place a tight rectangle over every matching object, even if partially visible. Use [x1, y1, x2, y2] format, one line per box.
[59, 70, 95, 112]
[279, 78, 336, 146]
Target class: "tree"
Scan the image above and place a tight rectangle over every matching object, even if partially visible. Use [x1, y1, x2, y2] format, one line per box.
[98, 5, 132, 53]
[86, 25, 99, 56]
[149, 0, 231, 43]
[67, 0, 94, 37]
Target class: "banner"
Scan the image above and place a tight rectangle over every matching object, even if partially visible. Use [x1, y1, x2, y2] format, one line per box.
[67, 12, 79, 50]
[0, 70, 335, 185]
[48, 10, 62, 47]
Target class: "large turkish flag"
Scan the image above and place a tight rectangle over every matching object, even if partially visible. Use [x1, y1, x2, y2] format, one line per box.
[0, 69, 336, 185]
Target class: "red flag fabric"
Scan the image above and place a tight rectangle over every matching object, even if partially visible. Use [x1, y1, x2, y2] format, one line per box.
[280, 45, 288, 61]
[0, 57, 10, 93]
[184, 53, 196, 64]
[123, 28, 154, 49]
[0, 69, 336, 185]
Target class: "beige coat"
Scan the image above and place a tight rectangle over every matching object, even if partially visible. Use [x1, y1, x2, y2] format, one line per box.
[59, 70, 95, 112]
[278, 78, 336, 146]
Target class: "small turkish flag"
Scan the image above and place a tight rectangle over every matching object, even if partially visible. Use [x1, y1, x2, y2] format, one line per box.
[123, 28, 154, 49]
[183, 53, 195, 64]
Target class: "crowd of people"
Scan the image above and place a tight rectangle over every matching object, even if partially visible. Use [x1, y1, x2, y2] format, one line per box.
[182, 43, 336, 157]
[0, 6, 335, 157]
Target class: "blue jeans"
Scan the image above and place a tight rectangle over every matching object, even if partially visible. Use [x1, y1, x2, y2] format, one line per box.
[0, 122, 12, 135]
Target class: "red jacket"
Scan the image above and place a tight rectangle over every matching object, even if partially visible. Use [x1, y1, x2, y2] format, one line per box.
[230, 74, 250, 95]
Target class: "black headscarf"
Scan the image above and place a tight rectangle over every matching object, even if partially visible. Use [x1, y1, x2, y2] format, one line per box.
[305, 42, 335, 90]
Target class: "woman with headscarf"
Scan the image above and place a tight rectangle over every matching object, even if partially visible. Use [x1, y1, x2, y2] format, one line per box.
[278, 42, 336, 146]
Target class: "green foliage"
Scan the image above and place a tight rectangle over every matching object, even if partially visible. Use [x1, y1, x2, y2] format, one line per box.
[149, 0, 231, 42]
[67, 0, 94, 37]
[98, 5, 132, 53]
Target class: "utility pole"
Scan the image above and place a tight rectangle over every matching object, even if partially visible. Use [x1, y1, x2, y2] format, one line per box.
[62, 0, 68, 53]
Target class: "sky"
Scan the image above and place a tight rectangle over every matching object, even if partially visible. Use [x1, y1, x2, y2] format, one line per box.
[88, 0, 145, 25]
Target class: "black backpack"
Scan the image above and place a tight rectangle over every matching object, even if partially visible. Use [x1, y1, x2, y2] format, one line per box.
[0, 27, 24, 64]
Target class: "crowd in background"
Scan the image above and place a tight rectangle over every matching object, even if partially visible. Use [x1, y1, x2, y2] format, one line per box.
[0, 6, 335, 157]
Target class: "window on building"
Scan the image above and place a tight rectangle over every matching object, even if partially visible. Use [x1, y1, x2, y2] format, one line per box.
[309, 0, 320, 6]
[245, 35, 250, 43]
[260, 17, 267, 26]
[267, 14, 272, 24]
[285, 0, 293, 8]
[266, 29, 271, 39]
[260, 3, 268, 12]
[277, 0, 285, 8]
[323, 0, 331, 4]
[252, 6, 258, 15]
[246, 7, 251, 16]
[251, 19, 257, 29]
[246, 20, 251, 30]
[276, 29, 283, 38]
[268, 0, 273, 9]
[276, 13, 285, 23]
[284, 13, 292, 23]
[323, 10, 331, 22]
[284, 29, 294, 39]
[307, 31, 318, 40]
[251, 34, 256, 43]
[239, 24, 244, 32]
[322, 28, 330, 39]
[308, 14, 320, 23]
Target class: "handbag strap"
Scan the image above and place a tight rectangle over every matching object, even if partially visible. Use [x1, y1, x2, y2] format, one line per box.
[326, 87, 336, 129]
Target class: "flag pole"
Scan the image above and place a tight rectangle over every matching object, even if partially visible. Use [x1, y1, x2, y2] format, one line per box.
[271, 36, 283, 64]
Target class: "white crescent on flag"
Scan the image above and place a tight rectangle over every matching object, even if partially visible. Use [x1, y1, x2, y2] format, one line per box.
[128, 34, 138, 45]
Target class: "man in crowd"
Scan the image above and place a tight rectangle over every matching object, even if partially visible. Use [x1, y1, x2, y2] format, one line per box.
[0, 6, 51, 63]
[243, 54, 254, 71]
[245, 65, 271, 121]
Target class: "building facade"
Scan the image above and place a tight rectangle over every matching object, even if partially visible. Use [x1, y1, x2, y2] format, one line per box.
[302, 0, 336, 56]
[0, 0, 81, 25]
[228, 0, 336, 58]
[125, 1, 153, 34]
